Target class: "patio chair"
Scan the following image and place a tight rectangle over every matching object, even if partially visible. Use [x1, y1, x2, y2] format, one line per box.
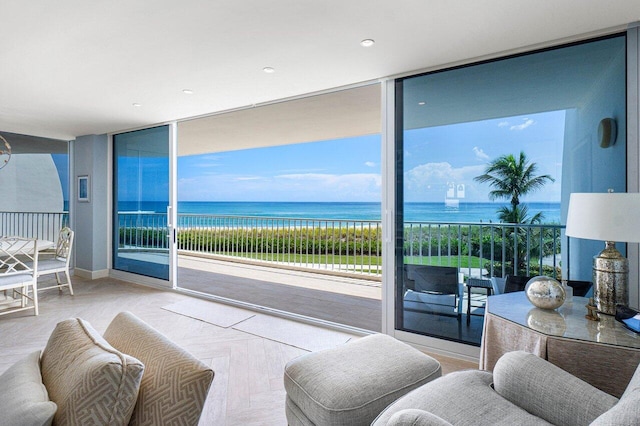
[403, 265, 463, 318]
[0, 237, 40, 316]
[503, 275, 532, 293]
[566, 280, 593, 297]
[490, 276, 507, 295]
[37, 227, 74, 295]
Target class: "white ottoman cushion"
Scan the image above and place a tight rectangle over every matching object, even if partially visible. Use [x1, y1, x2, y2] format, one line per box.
[284, 334, 441, 426]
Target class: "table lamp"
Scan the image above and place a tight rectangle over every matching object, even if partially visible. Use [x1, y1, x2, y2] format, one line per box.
[565, 192, 640, 315]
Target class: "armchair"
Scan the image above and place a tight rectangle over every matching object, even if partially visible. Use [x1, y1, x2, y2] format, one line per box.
[403, 265, 463, 318]
[373, 351, 639, 426]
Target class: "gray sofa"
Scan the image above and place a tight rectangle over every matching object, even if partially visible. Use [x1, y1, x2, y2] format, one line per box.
[0, 312, 214, 426]
[372, 350, 640, 426]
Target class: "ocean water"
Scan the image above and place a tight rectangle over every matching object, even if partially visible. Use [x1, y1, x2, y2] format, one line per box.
[118, 201, 562, 224]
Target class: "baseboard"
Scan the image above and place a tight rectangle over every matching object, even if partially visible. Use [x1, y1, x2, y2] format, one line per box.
[74, 268, 109, 280]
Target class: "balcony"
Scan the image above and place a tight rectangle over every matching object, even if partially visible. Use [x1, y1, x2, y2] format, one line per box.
[3, 211, 565, 338]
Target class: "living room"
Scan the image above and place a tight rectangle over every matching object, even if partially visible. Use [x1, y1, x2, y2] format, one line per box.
[2, 2, 640, 425]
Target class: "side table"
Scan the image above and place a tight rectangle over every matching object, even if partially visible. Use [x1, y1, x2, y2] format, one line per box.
[480, 292, 640, 397]
[465, 278, 492, 324]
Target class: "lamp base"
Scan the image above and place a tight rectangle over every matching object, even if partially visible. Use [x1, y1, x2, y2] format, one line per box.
[593, 241, 628, 315]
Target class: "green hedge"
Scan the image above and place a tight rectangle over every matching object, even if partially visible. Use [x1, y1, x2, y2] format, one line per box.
[176, 227, 382, 256]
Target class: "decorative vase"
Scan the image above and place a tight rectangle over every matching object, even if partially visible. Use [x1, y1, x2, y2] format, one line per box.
[525, 276, 566, 310]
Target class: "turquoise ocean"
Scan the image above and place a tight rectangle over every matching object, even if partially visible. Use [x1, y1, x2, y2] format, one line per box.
[119, 201, 562, 224]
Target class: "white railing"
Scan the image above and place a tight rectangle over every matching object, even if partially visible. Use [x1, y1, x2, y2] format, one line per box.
[0, 211, 69, 242]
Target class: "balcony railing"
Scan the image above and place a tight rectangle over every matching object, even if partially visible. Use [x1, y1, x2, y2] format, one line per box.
[0, 211, 563, 281]
[114, 212, 564, 280]
[0, 211, 69, 242]
[404, 221, 564, 280]
[177, 214, 382, 277]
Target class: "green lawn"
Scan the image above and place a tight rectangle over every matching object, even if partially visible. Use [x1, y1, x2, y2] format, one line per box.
[213, 251, 486, 270]
[220, 252, 383, 266]
[403, 256, 484, 268]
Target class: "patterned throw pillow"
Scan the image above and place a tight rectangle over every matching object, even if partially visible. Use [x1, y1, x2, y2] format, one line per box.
[40, 318, 144, 426]
[103, 312, 214, 426]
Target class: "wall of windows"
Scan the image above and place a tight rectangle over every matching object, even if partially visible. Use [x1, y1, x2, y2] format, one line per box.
[394, 35, 627, 346]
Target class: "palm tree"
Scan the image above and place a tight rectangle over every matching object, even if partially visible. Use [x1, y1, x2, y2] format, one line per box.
[474, 151, 554, 224]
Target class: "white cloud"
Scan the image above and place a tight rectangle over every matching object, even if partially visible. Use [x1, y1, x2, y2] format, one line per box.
[275, 173, 381, 200]
[365, 161, 376, 168]
[498, 121, 509, 127]
[510, 118, 534, 131]
[472, 146, 490, 161]
[404, 162, 486, 201]
[235, 176, 262, 181]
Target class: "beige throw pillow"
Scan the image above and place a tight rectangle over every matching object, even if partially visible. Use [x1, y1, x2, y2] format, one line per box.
[40, 318, 144, 426]
[0, 350, 57, 426]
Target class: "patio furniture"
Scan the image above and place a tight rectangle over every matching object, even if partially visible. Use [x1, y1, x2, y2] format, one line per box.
[36, 227, 74, 295]
[284, 333, 442, 426]
[504, 275, 532, 293]
[490, 276, 507, 294]
[464, 277, 492, 323]
[403, 265, 463, 319]
[372, 350, 639, 425]
[0, 237, 39, 316]
[565, 279, 593, 297]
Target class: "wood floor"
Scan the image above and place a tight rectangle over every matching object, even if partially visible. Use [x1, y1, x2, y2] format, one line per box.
[0, 275, 477, 425]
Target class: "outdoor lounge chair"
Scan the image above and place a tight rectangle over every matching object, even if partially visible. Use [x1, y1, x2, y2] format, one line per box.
[403, 265, 463, 318]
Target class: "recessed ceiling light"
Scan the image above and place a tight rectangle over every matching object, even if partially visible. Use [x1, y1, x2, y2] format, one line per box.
[132, 103, 141, 107]
[263, 67, 275, 73]
[360, 39, 375, 47]
[182, 89, 194, 94]
[418, 101, 426, 106]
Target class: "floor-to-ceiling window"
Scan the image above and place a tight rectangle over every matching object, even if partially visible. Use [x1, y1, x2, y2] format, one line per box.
[174, 85, 383, 330]
[113, 126, 171, 280]
[394, 34, 626, 346]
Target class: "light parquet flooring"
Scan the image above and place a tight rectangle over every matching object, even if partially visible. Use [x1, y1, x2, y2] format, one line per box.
[0, 275, 476, 425]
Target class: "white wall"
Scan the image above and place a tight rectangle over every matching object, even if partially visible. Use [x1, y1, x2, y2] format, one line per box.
[0, 154, 63, 212]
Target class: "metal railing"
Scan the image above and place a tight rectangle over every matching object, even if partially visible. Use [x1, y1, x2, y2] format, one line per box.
[403, 221, 564, 279]
[0, 211, 69, 242]
[114, 212, 564, 280]
[0, 211, 564, 280]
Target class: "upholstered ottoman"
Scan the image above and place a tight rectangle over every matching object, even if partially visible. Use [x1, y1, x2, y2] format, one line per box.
[284, 334, 441, 426]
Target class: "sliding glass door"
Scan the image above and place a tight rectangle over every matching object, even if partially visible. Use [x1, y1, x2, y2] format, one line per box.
[394, 34, 626, 346]
[113, 126, 171, 280]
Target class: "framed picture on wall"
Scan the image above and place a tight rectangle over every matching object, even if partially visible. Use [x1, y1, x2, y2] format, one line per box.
[78, 175, 90, 202]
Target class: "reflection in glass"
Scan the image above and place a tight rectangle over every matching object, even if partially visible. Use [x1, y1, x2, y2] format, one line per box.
[395, 35, 626, 346]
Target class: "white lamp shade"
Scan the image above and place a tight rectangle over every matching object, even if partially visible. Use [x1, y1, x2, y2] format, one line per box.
[566, 193, 640, 243]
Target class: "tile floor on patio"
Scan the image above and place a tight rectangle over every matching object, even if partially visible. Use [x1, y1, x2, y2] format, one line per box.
[177, 255, 489, 345]
[177, 255, 383, 331]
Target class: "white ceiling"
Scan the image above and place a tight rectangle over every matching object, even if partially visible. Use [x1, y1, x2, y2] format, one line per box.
[177, 84, 381, 156]
[2, 1, 639, 142]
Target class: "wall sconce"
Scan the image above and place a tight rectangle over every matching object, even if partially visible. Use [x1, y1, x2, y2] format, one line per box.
[598, 118, 617, 148]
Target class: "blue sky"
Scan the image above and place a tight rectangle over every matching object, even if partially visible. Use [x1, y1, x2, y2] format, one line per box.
[178, 135, 382, 202]
[177, 110, 564, 203]
[404, 110, 565, 203]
